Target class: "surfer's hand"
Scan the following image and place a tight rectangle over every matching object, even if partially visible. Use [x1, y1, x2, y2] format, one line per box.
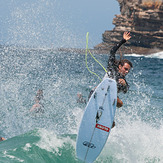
[117, 97, 123, 108]
[118, 79, 126, 86]
[123, 32, 131, 41]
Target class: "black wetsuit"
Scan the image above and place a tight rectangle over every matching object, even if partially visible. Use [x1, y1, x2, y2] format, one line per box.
[107, 38, 129, 94]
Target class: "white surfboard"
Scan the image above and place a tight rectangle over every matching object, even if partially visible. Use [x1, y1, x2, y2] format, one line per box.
[76, 78, 117, 163]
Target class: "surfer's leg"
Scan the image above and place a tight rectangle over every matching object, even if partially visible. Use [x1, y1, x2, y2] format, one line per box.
[117, 97, 123, 108]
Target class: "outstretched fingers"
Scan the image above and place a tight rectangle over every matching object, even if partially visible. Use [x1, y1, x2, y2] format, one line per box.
[123, 31, 131, 41]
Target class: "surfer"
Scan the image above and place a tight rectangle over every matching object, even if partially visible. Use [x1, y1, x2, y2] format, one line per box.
[30, 89, 44, 113]
[0, 137, 5, 142]
[88, 32, 132, 127]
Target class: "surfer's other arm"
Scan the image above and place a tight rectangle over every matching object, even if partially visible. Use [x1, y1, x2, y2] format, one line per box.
[117, 97, 123, 108]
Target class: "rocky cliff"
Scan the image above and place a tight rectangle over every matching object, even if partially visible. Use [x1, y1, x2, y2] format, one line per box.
[95, 0, 163, 54]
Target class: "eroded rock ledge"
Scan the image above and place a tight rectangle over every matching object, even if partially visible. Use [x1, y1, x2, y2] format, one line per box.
[95, 0, 163, 54]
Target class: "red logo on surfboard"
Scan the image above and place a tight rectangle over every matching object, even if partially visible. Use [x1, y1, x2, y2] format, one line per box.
[95, 124, 110, 132]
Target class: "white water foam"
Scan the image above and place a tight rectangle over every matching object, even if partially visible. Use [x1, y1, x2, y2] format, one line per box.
[35, 128, 76, 154]
[144, 51, 163, 59]
[3, 151, 24, 162]
[125, 51, 163, 59]
[97, 120, 163, 163]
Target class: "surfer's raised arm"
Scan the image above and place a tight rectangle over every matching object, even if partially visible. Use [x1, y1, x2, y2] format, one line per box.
[107, 32, 131, 77]
[109, 32, 131, 63]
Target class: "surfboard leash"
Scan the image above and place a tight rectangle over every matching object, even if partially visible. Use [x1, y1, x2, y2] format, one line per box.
[85, 32, 108, 81]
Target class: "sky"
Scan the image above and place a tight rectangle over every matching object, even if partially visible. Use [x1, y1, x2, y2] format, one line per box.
[0, 0, 120, 48]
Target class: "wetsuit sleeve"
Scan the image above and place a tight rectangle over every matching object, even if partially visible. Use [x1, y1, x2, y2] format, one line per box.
[108, 38, 126, 67]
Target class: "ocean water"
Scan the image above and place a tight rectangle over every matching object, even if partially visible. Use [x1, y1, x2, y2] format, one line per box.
[0, 46, 162, 163]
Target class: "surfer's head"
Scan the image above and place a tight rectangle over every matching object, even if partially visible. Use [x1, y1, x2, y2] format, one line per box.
[0, 137, 5, 142]
[35, 89, 43, 102]
[118, 59, 133, 76]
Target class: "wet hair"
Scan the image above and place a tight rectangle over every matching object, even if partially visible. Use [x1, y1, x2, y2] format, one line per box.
[0, 137, 3, 142]
[35, 89, 43, 101]
[118, 59, 133, 68]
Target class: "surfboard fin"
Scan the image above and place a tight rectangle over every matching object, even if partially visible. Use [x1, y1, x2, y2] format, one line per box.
[112, 99, 116, 105]
[94, 92, 97, 99]
[96, 110, 102, 123]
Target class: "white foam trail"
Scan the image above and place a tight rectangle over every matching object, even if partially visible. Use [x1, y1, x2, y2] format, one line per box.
[23, 143, 32, 151]
[35, 128, 76, 154]
[125, 51, 163, 59]
[124, 53, 145, 57]
[3, 151, 24, 162]
[144, 51, 163, 59]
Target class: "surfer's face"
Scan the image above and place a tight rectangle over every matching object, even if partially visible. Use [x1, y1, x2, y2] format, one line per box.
[118, 63, 131, 76]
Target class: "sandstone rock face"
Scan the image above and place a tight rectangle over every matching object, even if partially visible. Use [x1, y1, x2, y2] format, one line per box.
[95, 0, 163, 54]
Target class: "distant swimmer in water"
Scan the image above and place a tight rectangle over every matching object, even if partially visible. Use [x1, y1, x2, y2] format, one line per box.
[77, 93, 86, 104]
[30, 89, 44, 113]
[0, 137, 5, 142]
